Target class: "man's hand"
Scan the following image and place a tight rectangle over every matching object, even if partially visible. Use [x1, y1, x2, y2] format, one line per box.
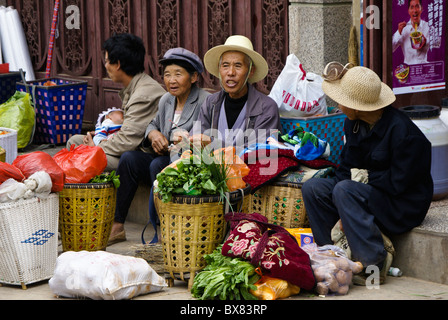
[398, 21, 407, 35]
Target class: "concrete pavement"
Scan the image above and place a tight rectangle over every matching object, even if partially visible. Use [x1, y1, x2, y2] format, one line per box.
[1, 221, 447, 301]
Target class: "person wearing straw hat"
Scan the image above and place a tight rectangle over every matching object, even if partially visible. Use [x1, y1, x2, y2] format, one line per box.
[302, 62, 433, 285]
[190, 35, 280, 153]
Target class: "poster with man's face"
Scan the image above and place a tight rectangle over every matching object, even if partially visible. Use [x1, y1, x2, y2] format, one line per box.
[392, 0, 445, 94]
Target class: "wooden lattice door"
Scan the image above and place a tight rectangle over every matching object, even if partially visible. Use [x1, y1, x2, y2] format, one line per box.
[8, 0, 289, 128]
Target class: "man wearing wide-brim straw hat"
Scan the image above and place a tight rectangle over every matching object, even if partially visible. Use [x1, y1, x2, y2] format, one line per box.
[302, 62, 433, 285]
[190, 35, 280, 152]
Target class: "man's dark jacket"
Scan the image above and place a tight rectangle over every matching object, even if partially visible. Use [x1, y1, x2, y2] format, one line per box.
[335, 106, 433, 235]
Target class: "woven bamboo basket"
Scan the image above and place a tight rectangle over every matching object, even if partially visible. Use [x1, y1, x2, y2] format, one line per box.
[0, 147, 5, 162]
[249, 181, 309, 228]
[154, 185, 250, 289]
[0, 194, 59, 289]
[59, 182, 117, 252]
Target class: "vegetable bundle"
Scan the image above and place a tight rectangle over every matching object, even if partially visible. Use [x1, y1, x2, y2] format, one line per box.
[155, 150, 229, 203]
[191, 245, 260, 300]
[89, 170, 120, 188]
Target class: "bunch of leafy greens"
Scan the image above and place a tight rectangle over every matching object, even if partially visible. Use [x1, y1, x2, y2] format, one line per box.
[155, 150, 230, 203]
[191, 245, 260, 300]
[89, 170, 120, 188]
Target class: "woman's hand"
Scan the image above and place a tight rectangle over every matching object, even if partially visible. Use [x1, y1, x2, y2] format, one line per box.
[189, 134, 212, 149]
[172, 129, 190, 145]
[148, 130, 169, 155]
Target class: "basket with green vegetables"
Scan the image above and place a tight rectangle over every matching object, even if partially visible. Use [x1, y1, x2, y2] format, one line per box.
[89, 170, 120, 188]
[155, 148, 230, 203]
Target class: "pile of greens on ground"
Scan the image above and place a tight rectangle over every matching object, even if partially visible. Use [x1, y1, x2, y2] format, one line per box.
[155, 151, 229, 203]
[89, 170, 120, 188]
[191, 245, 260, 300]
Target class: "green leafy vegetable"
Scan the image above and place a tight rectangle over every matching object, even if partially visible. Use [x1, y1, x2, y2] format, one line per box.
[191, 245, 260, 300]
[89, 170, 120, 188]
[155, 148, 230, 203]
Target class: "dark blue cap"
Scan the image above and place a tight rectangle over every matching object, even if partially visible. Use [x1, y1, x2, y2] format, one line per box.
[160, 47, 204, 73]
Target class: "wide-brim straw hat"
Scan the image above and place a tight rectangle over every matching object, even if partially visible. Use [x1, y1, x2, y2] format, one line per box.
[204, 35, 269, 84]
[322, 64, 396, 111]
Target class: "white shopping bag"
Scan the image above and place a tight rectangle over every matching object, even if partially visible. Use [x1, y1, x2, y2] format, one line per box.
[269, 54, 327, 118]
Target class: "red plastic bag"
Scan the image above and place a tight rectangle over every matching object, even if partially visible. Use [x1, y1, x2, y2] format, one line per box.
[13, 151, 65, 192]
[53, 145, 107, 184]
[0, 162, 25, 184]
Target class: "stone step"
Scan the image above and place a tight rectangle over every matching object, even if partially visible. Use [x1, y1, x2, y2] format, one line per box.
[391, 199, 448, 285]
[129, 186, 448, 285]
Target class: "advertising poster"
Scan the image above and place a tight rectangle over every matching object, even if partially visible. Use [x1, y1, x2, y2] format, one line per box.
[392, 0, 446, 94]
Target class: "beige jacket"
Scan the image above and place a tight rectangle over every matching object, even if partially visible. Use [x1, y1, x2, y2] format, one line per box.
[98, 73, 166, 157]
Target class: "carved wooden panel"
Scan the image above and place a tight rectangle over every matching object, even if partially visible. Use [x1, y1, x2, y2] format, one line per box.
[7, 0, 289, 126]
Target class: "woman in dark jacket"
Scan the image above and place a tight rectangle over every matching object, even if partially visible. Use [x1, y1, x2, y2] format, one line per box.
[302, 63, 433, 284]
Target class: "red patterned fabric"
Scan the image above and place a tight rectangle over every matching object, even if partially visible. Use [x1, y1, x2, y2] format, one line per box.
[222, 212, 316, 291]
[242, 148, 336, 192]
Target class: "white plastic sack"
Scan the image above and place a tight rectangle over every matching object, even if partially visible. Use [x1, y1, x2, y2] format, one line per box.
[49, 251, 167, 300]
[269, 54, 328, 118]
[0, 171, 52, 203]
[0, 178, 33, 203]
[25, 171, 52, 198]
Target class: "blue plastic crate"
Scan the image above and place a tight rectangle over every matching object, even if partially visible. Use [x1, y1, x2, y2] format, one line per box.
[17, 78, 87, 145]
[0, 72, 22, 104]
[280, 112, 347, 164]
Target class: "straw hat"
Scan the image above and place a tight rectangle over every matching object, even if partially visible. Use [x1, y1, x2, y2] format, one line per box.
[204, 35, 269, 84]
[322, 64, 396, 111]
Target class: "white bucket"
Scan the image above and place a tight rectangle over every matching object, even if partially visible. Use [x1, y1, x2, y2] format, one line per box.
[401, 105, 448, 200]
[0, 127, 18, 164]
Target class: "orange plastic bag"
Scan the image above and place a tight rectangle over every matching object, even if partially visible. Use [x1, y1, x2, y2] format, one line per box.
[250, 269, 301, 300]
[0, 162, 25, 184]
[213, 147, 250, 192]
[13, 151, 65, 192]
[53, 145, 107, 184]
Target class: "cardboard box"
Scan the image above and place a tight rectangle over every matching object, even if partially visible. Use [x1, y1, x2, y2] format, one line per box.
[286, 228, 314, 247]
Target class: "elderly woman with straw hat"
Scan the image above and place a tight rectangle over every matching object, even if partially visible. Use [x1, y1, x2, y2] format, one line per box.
[302, 63, 433, 285]
[190, 35, 280, 153]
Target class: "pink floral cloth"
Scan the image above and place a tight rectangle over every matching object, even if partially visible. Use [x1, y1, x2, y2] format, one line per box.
[222, 213, 316, 291]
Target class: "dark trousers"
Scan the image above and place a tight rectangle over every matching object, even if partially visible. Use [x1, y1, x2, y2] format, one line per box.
[114, 151, 170, 224]
[302, 177, 387, 267]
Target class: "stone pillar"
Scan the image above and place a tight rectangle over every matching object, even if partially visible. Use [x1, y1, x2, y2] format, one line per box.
[289, 0, 354, 75]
